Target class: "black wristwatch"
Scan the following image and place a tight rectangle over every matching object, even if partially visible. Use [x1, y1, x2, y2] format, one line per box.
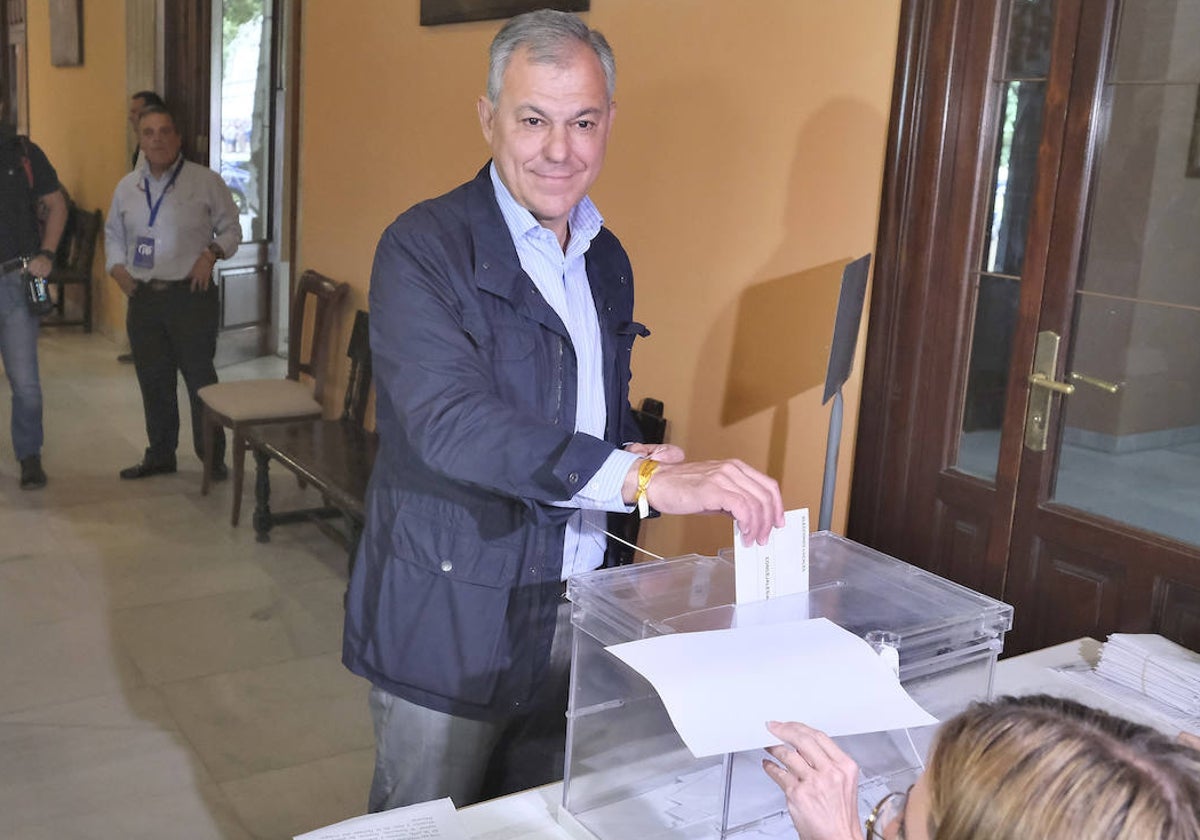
[35, 248, 56, 261]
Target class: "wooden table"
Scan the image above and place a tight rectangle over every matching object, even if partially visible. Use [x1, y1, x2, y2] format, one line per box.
[248, 419, 377, 563]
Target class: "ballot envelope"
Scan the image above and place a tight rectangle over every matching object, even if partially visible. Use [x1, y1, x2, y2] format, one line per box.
[560, 531, 1013, 840]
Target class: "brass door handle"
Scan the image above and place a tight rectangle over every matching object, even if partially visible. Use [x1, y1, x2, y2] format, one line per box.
[1069, 371, 1121, 394]
[1025, 332, 1070, 452]
[1027, 372, 1075, 395]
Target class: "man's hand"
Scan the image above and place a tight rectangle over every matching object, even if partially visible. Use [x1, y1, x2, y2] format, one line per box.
[188, 249, 218, 291]
[111, 265, 138, 298]
[26, 254, 53, 279]
[622, 457, 785, 545]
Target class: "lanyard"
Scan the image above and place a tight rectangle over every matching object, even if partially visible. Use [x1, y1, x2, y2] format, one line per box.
[142, 158, 185, 228]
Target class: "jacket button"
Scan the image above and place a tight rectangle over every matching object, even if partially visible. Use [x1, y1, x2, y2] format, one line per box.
[482, 262, 490, 270]
[440, 560, 453, 573]
[568, 471, 579, 484]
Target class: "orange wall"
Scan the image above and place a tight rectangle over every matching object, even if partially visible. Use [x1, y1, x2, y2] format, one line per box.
[298, 0, 900, 557]
[26, 1, 129, 339]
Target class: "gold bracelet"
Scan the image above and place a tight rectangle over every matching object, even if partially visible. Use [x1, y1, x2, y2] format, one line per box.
[635, 458, 660, 519]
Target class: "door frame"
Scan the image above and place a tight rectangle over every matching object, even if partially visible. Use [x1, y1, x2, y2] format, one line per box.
[848, 0, 1008, 581]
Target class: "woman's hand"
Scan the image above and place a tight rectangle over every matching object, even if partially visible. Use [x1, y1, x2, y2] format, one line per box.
[762, 720, 865, 840]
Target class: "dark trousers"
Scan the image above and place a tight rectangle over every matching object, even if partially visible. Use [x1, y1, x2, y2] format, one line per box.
[127, 282, 225, 465]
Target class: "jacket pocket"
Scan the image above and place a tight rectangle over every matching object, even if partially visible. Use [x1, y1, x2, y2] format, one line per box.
[361, 505, 523, 705]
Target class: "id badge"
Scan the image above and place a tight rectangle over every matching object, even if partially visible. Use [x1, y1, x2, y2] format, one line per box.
[133, 235, 156, 269]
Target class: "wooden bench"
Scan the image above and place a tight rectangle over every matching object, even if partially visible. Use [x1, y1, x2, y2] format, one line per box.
[248, 310, 375, 563]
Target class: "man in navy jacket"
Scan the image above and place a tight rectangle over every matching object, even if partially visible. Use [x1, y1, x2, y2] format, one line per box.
[343, 10, 784, 811]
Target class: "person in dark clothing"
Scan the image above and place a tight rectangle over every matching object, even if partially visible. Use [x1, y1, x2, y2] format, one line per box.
[0, 107, 67, 489]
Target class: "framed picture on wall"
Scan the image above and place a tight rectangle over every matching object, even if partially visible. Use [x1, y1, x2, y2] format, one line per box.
[1188, 85, 1200, 178]
[421, 0, 589, 27]
[49, 0, 83, 67]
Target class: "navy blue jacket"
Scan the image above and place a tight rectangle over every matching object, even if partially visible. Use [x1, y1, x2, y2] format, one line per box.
[342, 165, 646, 719]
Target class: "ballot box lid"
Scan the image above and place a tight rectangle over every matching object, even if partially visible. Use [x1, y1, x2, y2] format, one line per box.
[567, 531, 1013, 671]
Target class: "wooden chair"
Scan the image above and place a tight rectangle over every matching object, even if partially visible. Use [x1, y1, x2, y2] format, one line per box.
[248, 310, 377, 562]
[198, 269, 349, 525]
[603, 397, 667, 568]
[42, 203, 101, 332]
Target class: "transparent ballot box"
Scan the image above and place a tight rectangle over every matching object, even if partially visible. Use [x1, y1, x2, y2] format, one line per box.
[560, 532, 1014, 840]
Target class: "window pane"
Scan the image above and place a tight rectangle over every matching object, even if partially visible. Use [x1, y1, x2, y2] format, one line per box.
[957, 274, 1021, 481]
[983, 81, 1047, 276]
[217, 0, 271, 242]
[1004, 0, 1057, 79]
[1053, 296, 1200, 549]
[1083, 83, 1200, 307]
[1112, 0, 1200, 83]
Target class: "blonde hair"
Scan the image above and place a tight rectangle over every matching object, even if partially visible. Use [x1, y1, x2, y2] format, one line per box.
[926, 695, 1200, 839]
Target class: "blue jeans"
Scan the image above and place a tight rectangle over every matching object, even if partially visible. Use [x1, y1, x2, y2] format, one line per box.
[0, 268, 43, 460]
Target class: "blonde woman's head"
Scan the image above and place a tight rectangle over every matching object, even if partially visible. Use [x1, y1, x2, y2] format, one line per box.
[924, 694, 1200, 839]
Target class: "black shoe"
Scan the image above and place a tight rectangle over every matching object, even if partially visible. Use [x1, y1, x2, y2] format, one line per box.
[211, 462, 229, 481]
[19, 455, 47, 490]
[120, 459, 177, 480]
[117, 353, 134, 364]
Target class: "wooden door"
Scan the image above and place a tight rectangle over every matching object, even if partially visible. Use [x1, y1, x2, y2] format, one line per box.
[849, 0, 1200, 654]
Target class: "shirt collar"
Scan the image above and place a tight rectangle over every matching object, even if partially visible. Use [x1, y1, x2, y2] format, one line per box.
[142, 154, 184, 182]
[488, 162, 603, 253]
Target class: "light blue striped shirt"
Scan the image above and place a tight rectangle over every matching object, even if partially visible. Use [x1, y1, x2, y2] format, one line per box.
[489, 164, 640, 580]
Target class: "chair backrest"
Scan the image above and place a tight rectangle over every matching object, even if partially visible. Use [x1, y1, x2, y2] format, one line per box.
[632, 397, 666, 448]
[50, 204, 102, 279]
[287, 270, 350, 404]
[341, 310, 373, 426]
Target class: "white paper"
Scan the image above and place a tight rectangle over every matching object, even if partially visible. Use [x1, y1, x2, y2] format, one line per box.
[606, 617, 937, 757]
[294, 797, 469, 840]
[1096, 633, 1200, 714]
[735, 507, 810, 604]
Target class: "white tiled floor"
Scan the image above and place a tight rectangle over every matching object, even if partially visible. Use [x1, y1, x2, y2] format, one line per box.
[0, 329, 375, 839]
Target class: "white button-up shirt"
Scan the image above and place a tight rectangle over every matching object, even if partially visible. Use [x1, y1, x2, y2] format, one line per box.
[490, 164, 639, 580]
[105, 155, 242, 281]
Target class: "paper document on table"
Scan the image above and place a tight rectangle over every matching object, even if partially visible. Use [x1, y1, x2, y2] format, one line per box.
[294, 797, 469, 840]
[1097, 633, 1200, 714]
[606, 617, 937, 757]
[735, 507, 809, 605]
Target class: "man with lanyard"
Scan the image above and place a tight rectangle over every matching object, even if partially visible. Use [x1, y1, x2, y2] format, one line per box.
[343, 10, 784, 812]
[105, 105, 241, 480]
[0, 107, 67, 490]
[116, 90, 167, 365]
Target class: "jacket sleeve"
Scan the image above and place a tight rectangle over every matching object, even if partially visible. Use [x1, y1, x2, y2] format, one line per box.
[369, 215, 617, 507]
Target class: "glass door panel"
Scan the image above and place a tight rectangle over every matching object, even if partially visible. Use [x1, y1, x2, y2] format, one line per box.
[1049, 0, 1200, 548]
[215, 0, 272, 243]
[956, 0, 1056, 480]
[211, 0, 274, 364]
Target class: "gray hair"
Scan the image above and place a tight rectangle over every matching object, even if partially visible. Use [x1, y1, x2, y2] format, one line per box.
[487, 9, 615, 104]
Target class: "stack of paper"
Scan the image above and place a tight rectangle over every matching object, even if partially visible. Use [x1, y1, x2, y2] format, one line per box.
[1096, 634, 1200, 716]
